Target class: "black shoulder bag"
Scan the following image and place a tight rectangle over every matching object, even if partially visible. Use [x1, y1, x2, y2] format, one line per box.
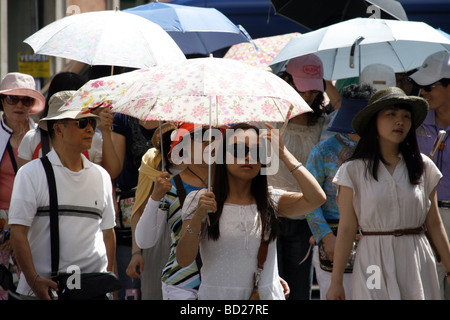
[40, 156, 122, 300]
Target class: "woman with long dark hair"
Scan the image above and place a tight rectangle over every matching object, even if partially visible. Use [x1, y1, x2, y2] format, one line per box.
[176, 123, 325, 300]
[327, 87, 450, 300]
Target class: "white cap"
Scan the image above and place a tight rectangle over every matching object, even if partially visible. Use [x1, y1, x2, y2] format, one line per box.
[359, 64, 396, 91]
[409, 51, 450, 86]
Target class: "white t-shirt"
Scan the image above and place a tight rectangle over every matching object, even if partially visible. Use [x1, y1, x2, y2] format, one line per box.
[182, 187, 286, 300]
[18, 128, 103, 163]
[8, 150, 115, 295]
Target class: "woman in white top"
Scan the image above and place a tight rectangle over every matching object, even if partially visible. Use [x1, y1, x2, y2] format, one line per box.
[327, 87, 450, 300]
[176, 123, 326, 300]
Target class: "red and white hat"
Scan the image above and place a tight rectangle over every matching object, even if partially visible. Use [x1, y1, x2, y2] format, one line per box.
[285, 54, 324, 92]
[0, 72, 45, 114]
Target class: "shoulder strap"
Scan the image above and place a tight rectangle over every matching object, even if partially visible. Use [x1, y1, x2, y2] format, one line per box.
[257, 240, 269, 270]
[173, 174, 186, 206]
[40, 156, 59, 280]
[6, 140, 17, 174]
[40, 128, 50, 156]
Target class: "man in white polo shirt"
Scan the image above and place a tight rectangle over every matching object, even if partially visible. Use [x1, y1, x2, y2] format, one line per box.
[9, 91, 116, 300]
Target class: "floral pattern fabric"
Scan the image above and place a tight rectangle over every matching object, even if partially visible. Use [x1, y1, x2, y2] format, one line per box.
[67, 57, 312, 126]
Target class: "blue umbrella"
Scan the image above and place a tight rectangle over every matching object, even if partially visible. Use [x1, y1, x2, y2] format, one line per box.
[124, 1, 252, 55]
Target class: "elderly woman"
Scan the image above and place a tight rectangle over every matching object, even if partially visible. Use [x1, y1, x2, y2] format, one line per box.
[0, 72, 45, 299]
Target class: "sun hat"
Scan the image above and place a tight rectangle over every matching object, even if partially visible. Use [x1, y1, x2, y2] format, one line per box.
[352, 87, 429, 136]
[327, 97, 369, 134]
[359, 64, 396, 91]
[409, 51, 450, 86]
[285, 54, 324, 92]
[39, 90, 100, 131]
[0, 72, 45, 114]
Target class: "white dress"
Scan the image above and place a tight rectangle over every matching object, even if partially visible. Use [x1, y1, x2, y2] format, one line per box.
[333, 154, 442, 300]
[182, 187, 286, 300]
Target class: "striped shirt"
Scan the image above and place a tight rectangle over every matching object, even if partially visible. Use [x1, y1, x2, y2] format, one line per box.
[160, 180, 201, 289]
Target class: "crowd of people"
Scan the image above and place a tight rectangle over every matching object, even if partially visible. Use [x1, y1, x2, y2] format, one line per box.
[0, 50, 449, 300]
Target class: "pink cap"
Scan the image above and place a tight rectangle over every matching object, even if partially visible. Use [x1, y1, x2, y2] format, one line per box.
[0, 73, 45, 114]
[285, 54, 324, 92]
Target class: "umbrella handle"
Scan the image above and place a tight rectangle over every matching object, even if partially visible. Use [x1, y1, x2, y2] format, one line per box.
[159, 121, 165, 172]
[349, 36, 364, 69]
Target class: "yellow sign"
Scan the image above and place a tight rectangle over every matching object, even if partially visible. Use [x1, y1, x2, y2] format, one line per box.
[18, 52, 51, 78]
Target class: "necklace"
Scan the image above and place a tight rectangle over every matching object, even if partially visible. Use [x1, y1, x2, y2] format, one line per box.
[187, 167, 208, 187]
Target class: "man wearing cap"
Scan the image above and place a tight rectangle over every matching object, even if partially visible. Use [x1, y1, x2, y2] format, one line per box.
[0, 72, 45, 298]
[410, 50, 450, 299]
[8, 91, 116, 300]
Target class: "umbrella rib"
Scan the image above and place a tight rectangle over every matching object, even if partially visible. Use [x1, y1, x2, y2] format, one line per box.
[385, 41, 407, 71]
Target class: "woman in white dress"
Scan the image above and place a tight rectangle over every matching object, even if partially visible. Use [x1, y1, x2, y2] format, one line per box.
[176, 123, 326, 300]
[327, 87, 450, 300]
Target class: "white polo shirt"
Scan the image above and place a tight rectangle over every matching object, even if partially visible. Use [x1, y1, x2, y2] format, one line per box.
[9, 150, 115, 295]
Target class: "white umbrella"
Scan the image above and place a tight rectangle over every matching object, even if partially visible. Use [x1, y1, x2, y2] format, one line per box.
[270, 18, 450, 80]
[24, 10, 186, 69]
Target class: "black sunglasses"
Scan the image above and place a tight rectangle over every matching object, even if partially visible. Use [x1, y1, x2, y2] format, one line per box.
[3, 95, 34, 107]
[62, 118, 97, 130]
[230, 143, 264, 162]
[421, 82, 442, 92]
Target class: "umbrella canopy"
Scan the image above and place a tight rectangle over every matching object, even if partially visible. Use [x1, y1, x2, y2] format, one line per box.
[271, 0, 408, 31]
[223, 32, 299, 69]
[270, 18, 450, 80]
[24, 10, 186, 69]
[66, 57, 311, 126]
[123, 1, 251, 55]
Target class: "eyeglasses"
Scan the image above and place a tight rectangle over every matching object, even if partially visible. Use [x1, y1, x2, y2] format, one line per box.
[230, 143, 263, 162]
[421, 82, 442, 92]
[64, 118, 97, 130]
[3, 95, 34, 107]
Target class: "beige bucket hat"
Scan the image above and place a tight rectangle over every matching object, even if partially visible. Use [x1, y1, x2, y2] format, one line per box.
[39, 90, 100, 131]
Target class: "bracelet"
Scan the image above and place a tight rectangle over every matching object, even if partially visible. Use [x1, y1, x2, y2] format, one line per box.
[289, 162, 303, 174]
[186, 224, 201, 237]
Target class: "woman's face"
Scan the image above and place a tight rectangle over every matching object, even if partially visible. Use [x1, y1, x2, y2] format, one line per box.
[225, 129, 262, 180]
[1, 95, 33, 123]
[376, 106, 412, 145]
